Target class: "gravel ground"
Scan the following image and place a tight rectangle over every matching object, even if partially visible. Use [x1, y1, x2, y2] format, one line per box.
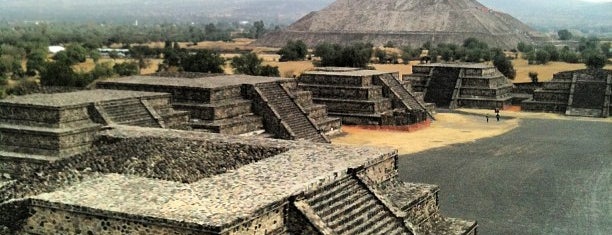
[398, 119, 611, 234]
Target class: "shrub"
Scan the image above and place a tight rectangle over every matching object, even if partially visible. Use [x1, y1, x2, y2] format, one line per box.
[528, 72, 538, 83]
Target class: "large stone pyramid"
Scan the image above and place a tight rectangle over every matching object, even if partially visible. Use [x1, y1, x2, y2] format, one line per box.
[256, 0, 545, 48]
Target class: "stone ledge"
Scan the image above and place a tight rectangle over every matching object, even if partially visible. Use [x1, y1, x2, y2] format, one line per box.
[0, 123, 101, 136]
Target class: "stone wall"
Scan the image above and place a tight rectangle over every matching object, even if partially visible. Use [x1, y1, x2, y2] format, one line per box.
[24, 204, 210, 235]
[1, 135, 287, 203]
[226, 204, 286, 235]
[513, 83, 543, 95]
[572, 82, 605, 109]
[425, 67, 461, 107]
[285, 203, 321, 234]
[359, 155, 397, 184]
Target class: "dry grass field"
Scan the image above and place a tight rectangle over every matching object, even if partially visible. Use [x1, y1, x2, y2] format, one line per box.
[512, 57, 612, 83]
[89, 41, 612, 82]
[73, 58, 162, 75]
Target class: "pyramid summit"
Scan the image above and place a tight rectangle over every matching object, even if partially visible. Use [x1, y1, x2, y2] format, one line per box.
[256, 0, 546, 48]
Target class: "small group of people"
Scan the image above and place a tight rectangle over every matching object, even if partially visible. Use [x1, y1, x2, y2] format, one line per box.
[486, 108, 501, 122]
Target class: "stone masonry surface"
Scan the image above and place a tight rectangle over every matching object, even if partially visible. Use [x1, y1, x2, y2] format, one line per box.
[0, 89, 168, 107]
[105, 75, 288, 88]
[21, 126, 397, 230]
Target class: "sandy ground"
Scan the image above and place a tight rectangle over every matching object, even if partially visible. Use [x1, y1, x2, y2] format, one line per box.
[332, 107, 611, 155]
[332, 113, 520, 155]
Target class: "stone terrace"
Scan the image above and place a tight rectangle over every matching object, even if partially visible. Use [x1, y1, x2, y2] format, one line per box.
[522, 69, 612, 117]
[299, 68, 434, 126]
[98, 75, 339, 142]
[1, 126, 476, 234]
[0, 90, 188, 175]
[405, 63, 514, 110]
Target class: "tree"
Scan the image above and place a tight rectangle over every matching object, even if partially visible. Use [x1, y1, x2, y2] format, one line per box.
[374, 48, 387, 63]
[53, 44, 88, 65]
[0, 54, 22, 77]
[90, 49, 101, 63]
[583, 52, 606, 69]
[26, 50, 47, 76]
[529, 50, 551, 65]
[493, 54, 516, 79]
[40, 61, 79, 86]
[113, 62, 140, 76]
[542, 44, 560, 61]
[252, 20, 266, 39]
[258, 65, 280, 77]
[181, 50, 225, 73]
[278, 40, 308, 62]
[91, 62, 115, 79]
[558, 29, 572, 40]
[314, 42, 372, 68]
[528, 72, 538, 83]
[517, 42, 534, 53]
[560, 47, 580, 63]
[64, 44, 88, 64]
[401, 46, 420, 64]
[231, 52, 280, 77]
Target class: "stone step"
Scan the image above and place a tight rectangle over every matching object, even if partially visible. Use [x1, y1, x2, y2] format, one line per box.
[106, 111, 152, 123]
[302, 177, 411, 235]
[315, 184, 366, 219]
[327, 194, 377, 230]
[124, 117, 160, 127]
[360, 213, 396, 234]
[349, 207, 394, 234]
[306, 177, 353, 206]
[190, 115, 263, 135]
[257, 83, 327, 142]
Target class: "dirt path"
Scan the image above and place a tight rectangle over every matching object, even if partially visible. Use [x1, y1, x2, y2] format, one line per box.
[332, 113, 519, 155]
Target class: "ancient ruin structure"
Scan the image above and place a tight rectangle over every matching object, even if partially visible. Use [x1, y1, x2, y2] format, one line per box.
[0, 89, 188, 174]
[1, 124, 477, 234]
[97, 74, 341, 142]
[299, 68, 435, 126]
[522, 69, 612, 117]
[256, 0, 546, 48]
[404, 63, 514, 109]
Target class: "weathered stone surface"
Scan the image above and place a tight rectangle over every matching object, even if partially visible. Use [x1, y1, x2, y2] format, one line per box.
[404, 63, 514, 109]
[300, 68, 433, 125]
[522, 69, 612, 117]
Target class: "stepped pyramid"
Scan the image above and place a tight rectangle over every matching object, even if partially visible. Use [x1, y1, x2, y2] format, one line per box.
[256, 0, 545, 48]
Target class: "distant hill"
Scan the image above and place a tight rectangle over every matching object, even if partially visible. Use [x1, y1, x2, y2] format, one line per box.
[0, 0, 610, 35]
[0, 0, 332, 25]
[479, 0, 612, 31]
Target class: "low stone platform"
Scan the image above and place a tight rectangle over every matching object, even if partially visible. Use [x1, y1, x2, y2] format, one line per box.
[0, 90, 188, 176]
[98, 74, 339, 141]
[522, 69, 611, 117]
[300, 68, 434, 126]
[1, 126, 476, 235]
[404, 63, 514, 110]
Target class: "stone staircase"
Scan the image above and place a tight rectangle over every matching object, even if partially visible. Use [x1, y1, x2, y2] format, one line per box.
[299, 177, 409, 235]
[375, 179, 477, 235]
[288, 89, 342, 136]
[377, 73, 435, 121]
[256, 82, 328, 143]
[97, 98, 160, 127]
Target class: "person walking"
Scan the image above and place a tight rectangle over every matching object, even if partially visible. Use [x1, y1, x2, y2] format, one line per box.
[496, 113, 500, 122]
[486, 114, 489, 123]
